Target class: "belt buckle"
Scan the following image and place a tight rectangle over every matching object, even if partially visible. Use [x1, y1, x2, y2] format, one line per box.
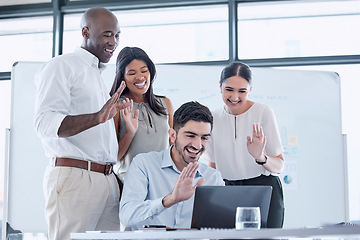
[104, 163, 113, 175]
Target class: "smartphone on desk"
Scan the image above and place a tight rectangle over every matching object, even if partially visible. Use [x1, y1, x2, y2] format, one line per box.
[139, 225, 168, 231]
[142, 225, 191, 231]
[144, 225, 167, 228]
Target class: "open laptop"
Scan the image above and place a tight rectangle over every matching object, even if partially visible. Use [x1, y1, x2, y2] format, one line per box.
[191, 185, 272, 229]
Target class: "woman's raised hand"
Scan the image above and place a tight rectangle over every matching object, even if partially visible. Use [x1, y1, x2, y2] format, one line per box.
[246, 123, 267, 160]
[121, 98, 139, 137]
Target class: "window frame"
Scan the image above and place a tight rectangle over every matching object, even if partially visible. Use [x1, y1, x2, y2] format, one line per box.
[0, 0, 359, 75]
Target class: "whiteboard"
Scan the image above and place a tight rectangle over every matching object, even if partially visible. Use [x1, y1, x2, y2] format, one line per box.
[5, 62, 346, 234]
[152, 65, 346, 228]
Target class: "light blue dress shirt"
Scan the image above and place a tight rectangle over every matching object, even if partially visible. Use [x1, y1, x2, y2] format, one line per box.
[119, 146, 224, 230]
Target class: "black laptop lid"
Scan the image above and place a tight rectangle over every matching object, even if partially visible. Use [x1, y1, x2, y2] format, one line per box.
[191, 185, 272, 229]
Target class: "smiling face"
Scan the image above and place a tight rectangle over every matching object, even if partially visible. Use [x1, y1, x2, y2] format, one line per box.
[170, 120, 211, 169]
[220, 76, 251, 115]
[82, 10, 120, 64]
[123, 59, 151, 100]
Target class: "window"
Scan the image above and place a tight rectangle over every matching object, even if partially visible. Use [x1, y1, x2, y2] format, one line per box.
[0, 16, 53, 72]
[63, 5, 228, 64]
[237, 0, 360, 59]
[0, 0, 50, 6]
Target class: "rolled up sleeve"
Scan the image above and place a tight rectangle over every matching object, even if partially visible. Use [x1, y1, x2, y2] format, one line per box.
[34, 59, 71, 138]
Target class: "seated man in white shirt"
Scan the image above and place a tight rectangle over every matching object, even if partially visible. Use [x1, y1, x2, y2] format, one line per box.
[119, 101, 225, 230]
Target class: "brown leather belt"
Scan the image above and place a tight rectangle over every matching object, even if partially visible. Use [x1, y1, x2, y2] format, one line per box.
[55, 157, 113, 175]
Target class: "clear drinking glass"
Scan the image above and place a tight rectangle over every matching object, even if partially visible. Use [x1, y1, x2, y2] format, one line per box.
[235, 207, 261, 230]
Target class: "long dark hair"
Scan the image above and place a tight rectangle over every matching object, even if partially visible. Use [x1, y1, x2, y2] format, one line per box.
[220, 61, 252, 86]
[110, 46, 167, 115]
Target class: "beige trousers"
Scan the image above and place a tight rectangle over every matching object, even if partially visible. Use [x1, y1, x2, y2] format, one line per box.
[43, 166, 120, 240]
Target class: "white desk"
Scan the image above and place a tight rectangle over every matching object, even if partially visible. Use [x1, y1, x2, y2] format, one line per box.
[71, 225, 360, 239]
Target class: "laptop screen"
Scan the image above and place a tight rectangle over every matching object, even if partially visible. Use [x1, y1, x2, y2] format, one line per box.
[191, 185, 272, 229]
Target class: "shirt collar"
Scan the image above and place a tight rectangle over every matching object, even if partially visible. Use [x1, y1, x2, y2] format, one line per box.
[75, 47, 107, 71]
[161, 146, 203, 178]
[161, 146, 176, 170]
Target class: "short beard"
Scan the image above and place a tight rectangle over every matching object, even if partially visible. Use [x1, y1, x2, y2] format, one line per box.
[175, 139, 190, 165]
[174, 139, 202, 165]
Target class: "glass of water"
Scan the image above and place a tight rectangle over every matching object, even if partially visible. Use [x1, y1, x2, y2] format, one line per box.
[235, 207, 261, 230]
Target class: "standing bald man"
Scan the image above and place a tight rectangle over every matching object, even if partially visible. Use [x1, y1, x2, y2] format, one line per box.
[35, 7, 128, 240]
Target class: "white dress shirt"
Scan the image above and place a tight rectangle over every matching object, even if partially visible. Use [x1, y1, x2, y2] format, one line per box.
[34, 47, 118, 164]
